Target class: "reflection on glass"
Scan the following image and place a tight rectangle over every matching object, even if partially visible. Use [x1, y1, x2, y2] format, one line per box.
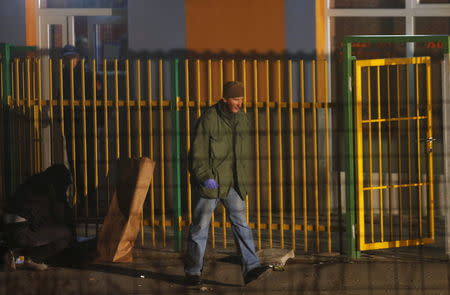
[49, 24, 63, 49]
[330, 17, 405, 105]
[74, 16, 89, 58]
[331, 17, 406, 60]
[415, 17, 450, 35]
[415, 17, 450, 57]
[66, 16, 128, 75]
[95, 23, 128, 60]
[41, 0, 127, 8]
[330, 0, 404, 8]
[72, 16, 127, 61]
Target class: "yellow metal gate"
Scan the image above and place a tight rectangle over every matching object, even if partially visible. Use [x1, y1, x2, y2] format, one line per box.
[354, 57, 435, 251]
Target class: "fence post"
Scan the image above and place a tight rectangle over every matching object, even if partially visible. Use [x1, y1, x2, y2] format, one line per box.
[343, 40, 360, 259]
[172, 59, 182, 252]
[442, 37, 450, 258]
[1, 43, 12, 199]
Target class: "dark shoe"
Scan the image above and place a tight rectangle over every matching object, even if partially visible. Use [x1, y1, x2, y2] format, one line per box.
[244, 265, 272, 285]
[184, 274, 202, 286]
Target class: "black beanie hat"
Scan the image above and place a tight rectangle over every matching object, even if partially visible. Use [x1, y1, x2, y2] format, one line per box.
[223, 81, 244, 99]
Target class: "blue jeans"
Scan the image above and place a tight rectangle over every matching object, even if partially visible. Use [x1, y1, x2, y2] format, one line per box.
[184, 187, 261, 276]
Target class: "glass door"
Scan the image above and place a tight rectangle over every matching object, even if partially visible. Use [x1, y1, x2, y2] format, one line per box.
[39, 13, 127, 59]
[74, 16, 127, 60]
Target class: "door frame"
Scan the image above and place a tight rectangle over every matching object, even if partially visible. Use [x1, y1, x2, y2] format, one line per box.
[39, 15, 69, 50]
[37, 8, 126, 50]
[35, 7, 126, 169]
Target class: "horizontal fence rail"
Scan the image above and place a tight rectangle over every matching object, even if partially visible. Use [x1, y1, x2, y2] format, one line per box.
[2, 57, 337, 254]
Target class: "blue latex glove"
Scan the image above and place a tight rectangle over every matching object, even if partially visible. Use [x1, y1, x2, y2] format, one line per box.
[203, 179, 219, 189]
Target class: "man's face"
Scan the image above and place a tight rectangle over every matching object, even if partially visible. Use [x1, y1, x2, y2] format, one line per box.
[70, 57, 80, 67]
[223, 96, 243, 113]
[64, 56, 80, 68]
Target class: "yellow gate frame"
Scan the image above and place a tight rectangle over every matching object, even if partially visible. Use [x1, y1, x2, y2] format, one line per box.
[355, 57, 434, 251]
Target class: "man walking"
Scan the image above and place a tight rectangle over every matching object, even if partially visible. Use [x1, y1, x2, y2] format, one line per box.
[184, 81, 270, 286]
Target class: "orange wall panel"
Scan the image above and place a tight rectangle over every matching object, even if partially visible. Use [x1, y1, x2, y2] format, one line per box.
[26, 0, 36, 46]
[185, 0, 285, 54]
[316, 0, 326, 102]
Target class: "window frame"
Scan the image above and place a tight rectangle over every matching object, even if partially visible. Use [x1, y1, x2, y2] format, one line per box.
[326, 0, 450, 55]
[325, 0, 450, 98]
[413, 0, 450, 9]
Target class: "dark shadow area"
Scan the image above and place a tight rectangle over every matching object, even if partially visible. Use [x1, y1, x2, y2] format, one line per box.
[44, 238, 98, 268]
[215, 254, 241, 265]
[85, 264, 241, 288]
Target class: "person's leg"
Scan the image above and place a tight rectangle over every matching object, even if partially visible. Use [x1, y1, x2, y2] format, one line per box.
[184, 195, 219, 276]
[222, 188, 261, 276]
[13, 224, 74, 263]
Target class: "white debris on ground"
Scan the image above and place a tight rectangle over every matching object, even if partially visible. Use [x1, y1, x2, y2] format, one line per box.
[256, 249, 295, 271]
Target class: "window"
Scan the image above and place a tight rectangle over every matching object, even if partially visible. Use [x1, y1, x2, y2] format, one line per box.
[330, 0, 404, 8]
[40, 0, 127, 8]
[73, 16, 128, 60]
[327, 1, 450, 101]
[415, 17, 450, 57]
[331, 17, 406, 60]
[420, 0, 450, 3]
[49, 25, 63, 49]
[330, 17, 406, 105]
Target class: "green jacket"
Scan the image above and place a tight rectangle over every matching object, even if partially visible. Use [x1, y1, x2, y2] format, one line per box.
[189, 101, 251, 199]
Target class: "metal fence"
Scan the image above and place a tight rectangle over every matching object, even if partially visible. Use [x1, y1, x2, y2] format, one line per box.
[1, 56, 337, 254]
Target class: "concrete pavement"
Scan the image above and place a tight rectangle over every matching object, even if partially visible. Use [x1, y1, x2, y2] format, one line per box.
[2, 247, 450, 295]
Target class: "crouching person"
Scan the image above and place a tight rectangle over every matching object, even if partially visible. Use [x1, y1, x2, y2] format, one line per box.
[3, 164, 76, 271]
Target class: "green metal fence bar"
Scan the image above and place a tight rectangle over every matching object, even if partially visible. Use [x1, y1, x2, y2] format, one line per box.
[1, 43, 12, 199]
[172, 59, 182, 252]
[1, 43, 37, 198]
[343, 41, 359, 259]
[0, 44, 11, 101]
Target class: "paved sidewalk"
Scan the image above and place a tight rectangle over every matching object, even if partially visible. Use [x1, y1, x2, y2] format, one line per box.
[2, 247, 450, 295]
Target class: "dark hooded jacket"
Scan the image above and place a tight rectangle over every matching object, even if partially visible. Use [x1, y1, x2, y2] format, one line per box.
[189, 101, 251, 199]
[6, 164, 75, 233]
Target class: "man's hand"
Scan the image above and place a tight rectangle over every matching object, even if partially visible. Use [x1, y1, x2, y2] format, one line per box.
[203, 179, 219, 189]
